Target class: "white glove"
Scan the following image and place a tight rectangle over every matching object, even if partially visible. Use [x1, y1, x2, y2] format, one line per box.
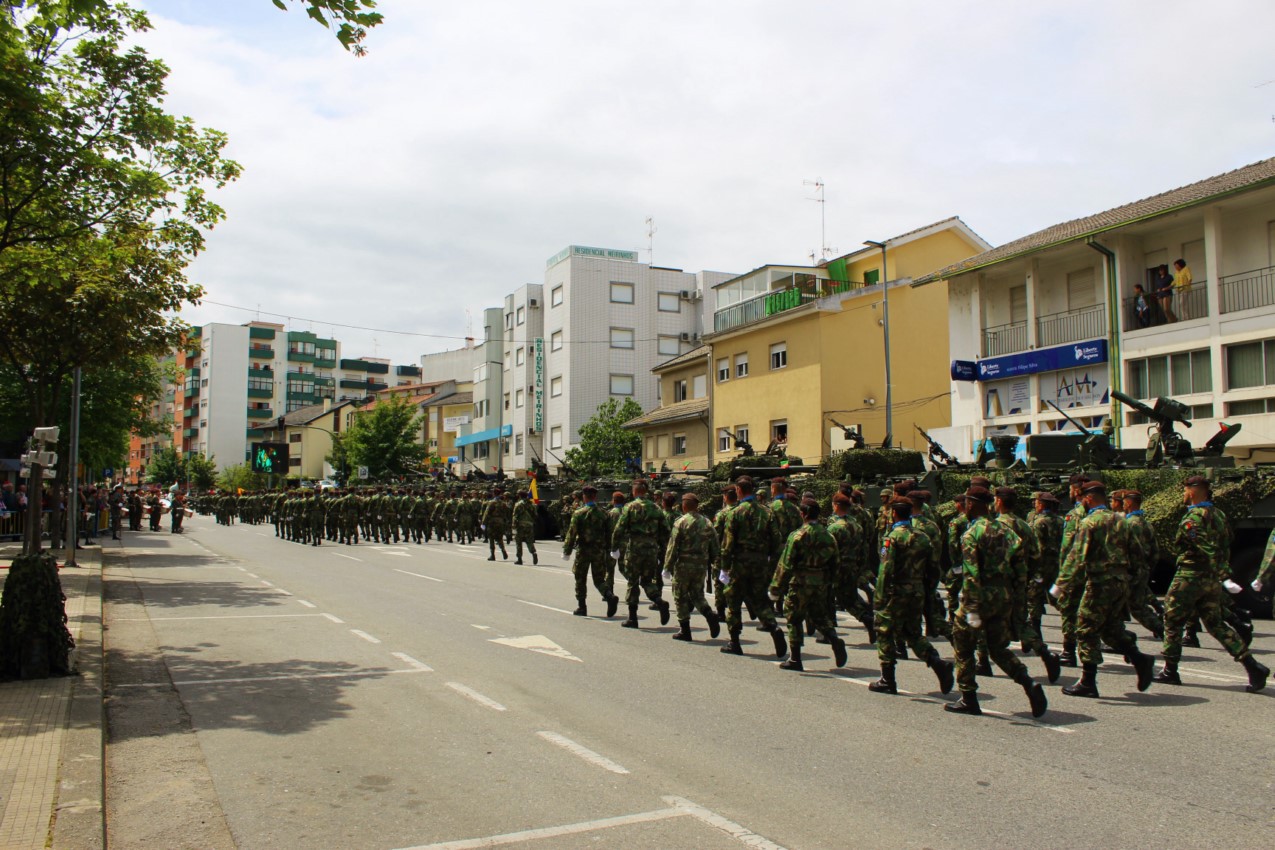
[1222, 579, 1242, 595]
[1048, 583, 1060, 599]
[609, 549, 621, 560]
[966, 612, 982, 629]
[768, 588, 781, 601]
[661, 569, 672, 583]
[1033, 576, 1044, 584]
[480, 524, 486, 531]
[950, 565, 963, 575]
[718, 570, 731, 587]
[1252, 578, 1264, 592]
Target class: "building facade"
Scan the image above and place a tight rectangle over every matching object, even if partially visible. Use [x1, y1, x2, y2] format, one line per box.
[623, 345, 713, 472]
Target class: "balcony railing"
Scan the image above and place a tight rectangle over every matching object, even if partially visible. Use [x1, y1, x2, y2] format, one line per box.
[982, 321, 1027, 357]
[712, 279, 859, 334]
[249, 346, 274, 358]
[1036, 303, 1107, 348]
[247, 407, 274, 419]
[1123, 281, 1209, 331]
[1220, 265, 1275, 314]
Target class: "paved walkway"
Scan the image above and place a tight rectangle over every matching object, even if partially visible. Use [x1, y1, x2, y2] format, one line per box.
[0, 545, 104, 850]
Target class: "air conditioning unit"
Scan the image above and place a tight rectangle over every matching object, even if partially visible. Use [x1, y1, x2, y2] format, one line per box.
[679, 290, 691, 300]
[679, 332, 691, 342]
[691, 333, 701, 342]
[529, 298, 539, 307]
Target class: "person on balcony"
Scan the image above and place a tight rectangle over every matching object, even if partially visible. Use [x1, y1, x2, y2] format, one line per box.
[1133, 284, 1152, 328]
[1172, 259, 1193, 320]
[1153, 264, 1176, 323]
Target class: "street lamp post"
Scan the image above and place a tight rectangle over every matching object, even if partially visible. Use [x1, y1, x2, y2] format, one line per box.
[863, 239, 892, 447]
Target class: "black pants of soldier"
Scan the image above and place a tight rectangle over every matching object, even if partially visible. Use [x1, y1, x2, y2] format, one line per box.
[952, 609, 1029, 694]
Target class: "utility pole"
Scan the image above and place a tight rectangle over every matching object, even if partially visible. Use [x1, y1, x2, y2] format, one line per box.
[863, 240, 892, 446]
[65, 368, 82, 565]
[804, 179, 828, 261]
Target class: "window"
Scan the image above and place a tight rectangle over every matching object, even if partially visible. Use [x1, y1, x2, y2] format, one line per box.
[201, 399, 208, 408]
[505, 313, 513, 330]
[516, 347, 525, 366]
[550, 376, 563, 397]
[289, 433, 302, 443]
[475, 363, 490, 382]
[551, 285, 564, 307]
[735, 425, 749, 448]
[658, 335, 681, 356]
[769, 342, 787, 370]
[771, 419, 788, 443]
[610, 374, 634, 396]
[289, 457, 301, 467]
[516, 306, 526, 326]
[316, 348, 335, 362]
[201, 378, 209, 387]
[735, 353, 749, 378]
[1067, 268, 1097, 310]
[550, 330, 563, 352]
[1128, 349, 1211, 398]
[656, 434, 669, 457]
[1010, 285, 1027, 325]
[672, 434, 687, 455]
[658, 292, 681, 313]
[692, 374, 707, 399]
[717, 358, 730, 383]
[673, 379, 688, 402]
[504, 352, 511, 371]
[610, 328, 635, 349]
[248, 378, 273, 392]
[610, 282, 634, 304]
[550, 427, 563, 450]
[515, 434, 523, 455]
[1227, 398, 1275, 416]
[863, 268, 880, 286]
[718, 429, 733, 453]
[1226, 339, 1275, 389]
[503, 393, 510, 411]
[515, 389, 525, 408]
[646, 436, 655, 459]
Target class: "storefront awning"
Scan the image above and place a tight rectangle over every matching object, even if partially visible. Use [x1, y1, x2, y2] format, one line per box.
[454, 424, 512, 448]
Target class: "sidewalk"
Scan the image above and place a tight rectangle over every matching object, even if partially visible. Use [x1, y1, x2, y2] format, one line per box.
[0, 544, 104, 850]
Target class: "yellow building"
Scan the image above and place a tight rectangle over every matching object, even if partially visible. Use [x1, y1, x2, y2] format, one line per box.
[623, 346, 714, 472]
[421, 388, 476, 472]
[707, 218, 990, 463]
[282, 399, 359, 482]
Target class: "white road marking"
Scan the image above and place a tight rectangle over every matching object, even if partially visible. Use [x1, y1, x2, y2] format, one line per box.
[116, 668, 430, 688]
[838, 675, 1073, 734]
[322, 613, 345, 624]
[489, 635, 582, 663]
[1178, 664, 1248, 683]
[391, 652, 434, 672]
[236, 567, 247, 572]
[393, 806, 684, 850]
[244, 572, 259, 578]
[395, 569, 444, 582]
[114, 614, 325, 622]
[664, 796, 790, 850]
[255, 533, 269, 538]
[471, 625, 492, 631]
[259, 580, 273, 587]
[350, 629, 382, 644]
[536, 731, 629, 774]
[446, 682, 507, 712]
[371, 546, 412, 558]
[297, 600, 317, 608]
[273, 588, 293, 596]
[332, 553, 362, 562]
[516, 599, 575, 616]
[529, 567, 570, 577]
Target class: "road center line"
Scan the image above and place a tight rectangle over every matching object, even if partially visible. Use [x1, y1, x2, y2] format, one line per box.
[322, 613, 345, 624]
[536, 731, 629, 775]
[332, 553, 362, 562]
[446, 682, 507, 712]
[394, 569, 444, 582]
[517, 599, 575, 616]
[297, 600, 317, 608]
[350, 629, 382, 644]
[391, 652, 434, 672]
[393, 806, 684, 850]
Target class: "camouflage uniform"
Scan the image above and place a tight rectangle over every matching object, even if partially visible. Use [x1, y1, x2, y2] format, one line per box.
[952, 515, 1031, 694]
[664, 511, 720, 630]
[481, 496, 511, 560]
[711, 501, 736, 616]
[827, 511, 874, 636]
[1162, 503, 1249, 665]
[563, 501, 617, 614]
[771, 520, 845, 664]
[911, 509, 949, 637]
[720, 497, 781, 634]
[997, 511, 1043, 653]
[945, 512, 969, 623]
[874, 520, 939, 664]
[1055, 500, 1088, 650]
[1256, 528, 1275, 589]
[1123, 509, 1164, 637]
[612, 497, 670, 623]
[512, 498, 538, 564]
[1028, 509, 1063, 638]
[770, 495, 802, 554]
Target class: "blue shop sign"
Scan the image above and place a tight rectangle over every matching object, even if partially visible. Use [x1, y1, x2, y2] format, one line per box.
[976, 339, 1107, 381]
[950, 360, 977, 382]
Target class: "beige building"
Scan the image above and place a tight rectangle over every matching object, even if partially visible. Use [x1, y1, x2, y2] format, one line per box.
[624, 346, 714, 472]
[281, 399, 358, 481]
[421, 389, 475, 472]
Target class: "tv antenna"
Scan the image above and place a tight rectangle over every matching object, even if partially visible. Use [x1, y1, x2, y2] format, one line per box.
[804, 178, 832, 261]
[645, 216, 657, 265]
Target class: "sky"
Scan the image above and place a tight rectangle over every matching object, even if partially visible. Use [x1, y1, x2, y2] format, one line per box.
[134, 0, 1275, 366]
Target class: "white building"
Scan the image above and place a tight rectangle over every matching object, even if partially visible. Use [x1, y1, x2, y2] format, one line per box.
[420, 308, 507, 474]
[917, 156, 1275, 464]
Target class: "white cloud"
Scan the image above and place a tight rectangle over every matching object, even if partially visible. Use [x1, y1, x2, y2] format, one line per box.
[136, 0, 1275, 363]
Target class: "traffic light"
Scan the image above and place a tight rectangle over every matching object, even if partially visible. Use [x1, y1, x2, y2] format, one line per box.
[250, 442, 289, 474]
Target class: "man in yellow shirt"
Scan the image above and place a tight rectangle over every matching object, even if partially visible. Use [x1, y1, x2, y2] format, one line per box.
[1172, 259, 1193, 320]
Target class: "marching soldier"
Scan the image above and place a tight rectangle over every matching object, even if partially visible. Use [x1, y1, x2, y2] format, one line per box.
[512, 491, 539, 565]
[769, 500, 848, 671]
[663, 493, 721, 642]
[563, 486, 619, 618]
[718, 476, 786, 659]
[481, 490, 512, 561]
[995, 487, 1062, 683]
[612, 480, 671, 628]
[1122, 490, 1165, 639]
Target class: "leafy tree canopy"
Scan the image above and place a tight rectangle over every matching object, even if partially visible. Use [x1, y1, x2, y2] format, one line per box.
[217, 463, 264, 494]
[328, 398, 424, 482]
[563, 398, 643, 478]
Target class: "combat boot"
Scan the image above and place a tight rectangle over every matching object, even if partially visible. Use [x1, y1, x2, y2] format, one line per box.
[1062, 663, 1100, 698]
[976, 653, 994, 678]
[862, 611, 876, 645]
[1241, 655, 1269, 692]
[805, 619, 817, 638]
[606, 595, 620, 618]
[1058, 640, 1078, 667]
[532, 551, 538, 565]
[720, 627, 744, 655]
[620, 604, 639, 628]
[779, 645, 803, 671]
[1154, 661, 1181, 685]
[716, 601, 726, 623]
[895, 641, 908, 660]
[1131, 648, 1155, 692]
[770, 627, 788, 659]
[1232, 615, 1254, 647]
[515, 557, 524, 565]
[1182, 625, 1201, 648]
[657, 599, 671, 626]
[672, 620, 692, 641]
[869, 662, 898, 694]
[944, 690, 981, 715]
[573, 601, 587, 617]
[705, 608, 721, 639]
[926, 650, 955, 694]
[1014, 670, 1048, 718]
[1039, 648, 1062, 684]
[825, 633, 848, 668]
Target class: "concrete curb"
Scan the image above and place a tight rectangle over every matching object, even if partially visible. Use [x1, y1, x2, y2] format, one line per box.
[51, 550, 106, 850]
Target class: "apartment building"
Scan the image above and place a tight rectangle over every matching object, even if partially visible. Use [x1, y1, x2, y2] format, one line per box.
[623, 345, 713, 472]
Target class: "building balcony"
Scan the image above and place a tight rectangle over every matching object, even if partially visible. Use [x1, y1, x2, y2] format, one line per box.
[1220, 265, 1275, 314]
[183, 383, 200, 396]
[287, 350, 316, 363]
[397, 364, 422, 378]
[340, 379, 370, 390]
[247, 387, 273, 399]
[982, 321, 1027, 357]
[247, 407, 274, 419]
[1122, 281, 1209, 332]
[712, 279, 858, 334]
[246, 428, 266, 439]
[248, 366, 274, 379]
[249, 346, 274, 358]
[1035, 303, 1107, 348]
[340, 358, 389, 374]
[249, 326, 276, 340]
[182, 427, 198, 437]
[182, 407, 195, 419]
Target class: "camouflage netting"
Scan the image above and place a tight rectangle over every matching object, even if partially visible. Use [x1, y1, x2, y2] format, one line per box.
[818, 449, 925, 482]
[708, 454, 805, 482]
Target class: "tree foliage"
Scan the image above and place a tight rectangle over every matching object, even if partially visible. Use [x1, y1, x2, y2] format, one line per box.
[328, 398, 424, 482]
[217, 463, 265, 494]
[186, 452, 217, 489]
[563, 398, 643, 477]
[144, 445, 183, 487]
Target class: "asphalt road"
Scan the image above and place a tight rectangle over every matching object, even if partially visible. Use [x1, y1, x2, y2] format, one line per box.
[103, 519, 1275, 850]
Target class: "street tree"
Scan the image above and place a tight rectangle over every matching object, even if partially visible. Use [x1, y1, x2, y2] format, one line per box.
[329, 398, 425, 482]
[563, 398, 643, 477]
[217, 463, 265, 494]
[145, 446, 184, 488]
[186, 453, 217, 490]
